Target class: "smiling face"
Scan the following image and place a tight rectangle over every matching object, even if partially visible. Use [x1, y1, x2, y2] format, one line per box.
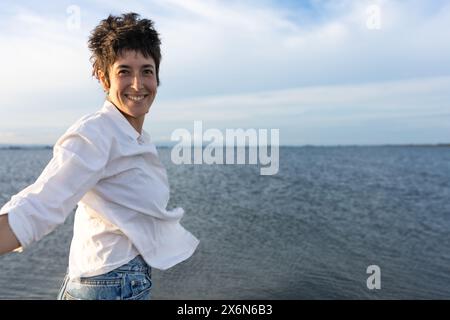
[99, 50, 158, 133]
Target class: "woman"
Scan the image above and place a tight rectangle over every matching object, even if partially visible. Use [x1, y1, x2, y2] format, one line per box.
[0, 13, 199, 300]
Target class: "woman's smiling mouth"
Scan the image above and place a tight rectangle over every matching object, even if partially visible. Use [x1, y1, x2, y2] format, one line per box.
[124, 94, 148, 102]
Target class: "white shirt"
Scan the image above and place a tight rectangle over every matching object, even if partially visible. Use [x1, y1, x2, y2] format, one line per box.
[0, 100, 199, 279]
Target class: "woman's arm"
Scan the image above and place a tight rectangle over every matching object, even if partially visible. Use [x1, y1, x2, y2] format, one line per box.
[0, 126, 109, 251]
[0, 214, 21, 255]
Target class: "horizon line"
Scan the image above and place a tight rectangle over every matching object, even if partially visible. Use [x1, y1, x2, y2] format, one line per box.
[0, 143, 449, 149]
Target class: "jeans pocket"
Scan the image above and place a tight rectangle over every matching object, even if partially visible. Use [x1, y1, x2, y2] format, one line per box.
[64, 273, 123, 300]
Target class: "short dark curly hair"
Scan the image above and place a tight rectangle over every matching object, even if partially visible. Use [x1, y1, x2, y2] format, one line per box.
[88, 12, 162, 88]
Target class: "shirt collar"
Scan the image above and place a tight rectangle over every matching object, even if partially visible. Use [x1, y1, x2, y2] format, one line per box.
[102, 100, 146, 142]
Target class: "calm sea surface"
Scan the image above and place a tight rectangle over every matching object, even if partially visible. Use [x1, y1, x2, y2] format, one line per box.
[0, 146, 449, 299]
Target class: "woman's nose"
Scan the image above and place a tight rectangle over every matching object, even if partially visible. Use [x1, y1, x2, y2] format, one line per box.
[131, 75, 143, 90]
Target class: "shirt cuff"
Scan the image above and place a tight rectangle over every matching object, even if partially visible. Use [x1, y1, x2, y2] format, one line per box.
[0, 200, 33, 251]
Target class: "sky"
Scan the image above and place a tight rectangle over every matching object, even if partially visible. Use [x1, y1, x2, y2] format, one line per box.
[0, 0, 449, 146]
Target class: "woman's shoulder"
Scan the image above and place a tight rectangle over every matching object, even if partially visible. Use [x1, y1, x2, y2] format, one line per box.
[55, 108, 114, 152]
[66, 108, 111, 137]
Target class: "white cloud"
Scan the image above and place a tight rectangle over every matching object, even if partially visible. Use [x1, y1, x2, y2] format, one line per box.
[0, 7, 92, 96]
[152, 0, 450, 97]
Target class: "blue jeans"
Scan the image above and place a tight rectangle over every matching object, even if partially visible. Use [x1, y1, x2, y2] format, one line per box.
[57, 255, 152, 300]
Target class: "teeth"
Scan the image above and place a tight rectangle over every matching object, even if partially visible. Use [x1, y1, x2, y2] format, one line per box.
[126, 95, 145, 101]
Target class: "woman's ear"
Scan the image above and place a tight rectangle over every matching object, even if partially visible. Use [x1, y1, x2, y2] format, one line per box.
[97, 70, 110, 93]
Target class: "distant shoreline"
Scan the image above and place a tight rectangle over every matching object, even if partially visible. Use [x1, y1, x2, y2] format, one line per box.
[0, 145, 53, 150]
[0, 143, 449, 150]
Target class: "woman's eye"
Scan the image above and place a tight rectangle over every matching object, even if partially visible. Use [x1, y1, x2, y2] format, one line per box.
[118, 70, 129, 75]
[143, 69, 154, 75]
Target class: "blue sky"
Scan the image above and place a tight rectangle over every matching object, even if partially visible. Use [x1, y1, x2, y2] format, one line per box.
[0, 0, 449, 145]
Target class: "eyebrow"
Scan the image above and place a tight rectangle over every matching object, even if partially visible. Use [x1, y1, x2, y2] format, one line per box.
[117, 64, 155, 69]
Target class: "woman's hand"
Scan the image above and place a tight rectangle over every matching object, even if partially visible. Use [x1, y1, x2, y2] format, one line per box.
[0, 214, 21, 255]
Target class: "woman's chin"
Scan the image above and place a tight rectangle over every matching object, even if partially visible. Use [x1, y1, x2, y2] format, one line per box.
[127, 107, 150, 118]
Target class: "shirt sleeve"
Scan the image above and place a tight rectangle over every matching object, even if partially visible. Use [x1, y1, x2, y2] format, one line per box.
[0, 123, 110, 250]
